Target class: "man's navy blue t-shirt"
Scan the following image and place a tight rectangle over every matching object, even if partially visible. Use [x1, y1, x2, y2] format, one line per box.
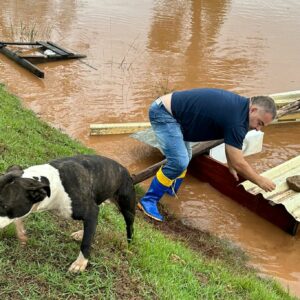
[171, 88, 249, 149]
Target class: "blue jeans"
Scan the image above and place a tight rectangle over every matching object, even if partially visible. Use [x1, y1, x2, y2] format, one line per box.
[149, 99, 192, 180]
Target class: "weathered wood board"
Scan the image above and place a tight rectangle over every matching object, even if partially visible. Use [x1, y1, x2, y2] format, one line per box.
[90, 122, 151, 135]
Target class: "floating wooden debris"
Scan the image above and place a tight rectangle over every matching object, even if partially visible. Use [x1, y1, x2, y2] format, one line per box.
[90, 122, 151, 135]
[270, 90, 300, 107]
[271, 90, 300, 123]
[0, 41, 86, 78]
[189, 155, 300, 235]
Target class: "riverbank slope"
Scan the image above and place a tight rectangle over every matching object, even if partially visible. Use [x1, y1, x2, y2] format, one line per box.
[0, 84, 296, 299]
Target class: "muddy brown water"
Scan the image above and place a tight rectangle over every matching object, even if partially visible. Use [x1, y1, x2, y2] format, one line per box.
[0, 0, 300, 296]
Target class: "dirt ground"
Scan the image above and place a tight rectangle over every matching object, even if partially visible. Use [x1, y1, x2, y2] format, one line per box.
[136, 204, 248, 269]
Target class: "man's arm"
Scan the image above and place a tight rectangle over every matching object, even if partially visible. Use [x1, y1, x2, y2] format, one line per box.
[225, 144, 276, 192]
[226, 152, 239, 181]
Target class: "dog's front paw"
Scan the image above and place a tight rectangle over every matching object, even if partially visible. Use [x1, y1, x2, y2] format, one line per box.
[70, 230, 84, 241]
[18, 234, 28, 246]
[68, 252, 88, 273]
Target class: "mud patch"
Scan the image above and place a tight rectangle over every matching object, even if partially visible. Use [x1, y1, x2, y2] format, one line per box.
[137, 205, 249, 272]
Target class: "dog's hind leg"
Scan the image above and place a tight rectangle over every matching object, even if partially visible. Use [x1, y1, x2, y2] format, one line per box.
[114, 180, 136, 243]
[69, 206, 99, 273]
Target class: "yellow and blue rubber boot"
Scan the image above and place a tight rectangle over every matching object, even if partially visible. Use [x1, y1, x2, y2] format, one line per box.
[138, 168, 173, 221]
[166, 169, 186, 196]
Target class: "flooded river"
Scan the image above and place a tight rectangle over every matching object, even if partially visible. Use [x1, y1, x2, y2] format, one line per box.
[0, 0, 300, 296]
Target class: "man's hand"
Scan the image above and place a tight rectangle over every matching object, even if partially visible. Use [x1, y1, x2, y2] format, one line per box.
[225, 144, 276, 192]
[257, 176, 276, 192]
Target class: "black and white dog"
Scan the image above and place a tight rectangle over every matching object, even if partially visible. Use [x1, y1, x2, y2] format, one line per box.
[0, 155, 136, 272]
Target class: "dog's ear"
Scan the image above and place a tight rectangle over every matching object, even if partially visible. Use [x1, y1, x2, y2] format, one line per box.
[17, 178, 51, 203]
[6, 165, 23, 173]
[0, 169, 23, 189]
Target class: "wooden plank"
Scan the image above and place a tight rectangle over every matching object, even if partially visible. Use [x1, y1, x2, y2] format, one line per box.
[19, 55, 47, 59]
[37, 41, 69, 56]
[188, 155, 299, 235]
[45, 42, 86, 59]
[279, 111, 300, 119]
[131, 139, 223, 184]
[275, 100, 300, 108]
[0, 41, 38, 46]
[0, 45, 44, 78]
[272, 119, 300, 125]
[23, 53, 87, 64]
[47, 41, 73, 55]
[90, 122, 151, 135]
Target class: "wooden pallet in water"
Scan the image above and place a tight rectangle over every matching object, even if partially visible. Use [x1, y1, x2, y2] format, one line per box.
[0, 41, 86, 78]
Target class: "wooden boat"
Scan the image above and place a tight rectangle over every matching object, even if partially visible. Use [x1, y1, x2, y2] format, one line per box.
[188, 155, 300, 236]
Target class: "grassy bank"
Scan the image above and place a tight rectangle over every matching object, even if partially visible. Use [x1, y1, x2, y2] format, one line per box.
[0, 84, 296, 299]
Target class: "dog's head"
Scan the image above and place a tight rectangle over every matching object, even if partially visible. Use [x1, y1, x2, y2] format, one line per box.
[0, 165, 50, 228]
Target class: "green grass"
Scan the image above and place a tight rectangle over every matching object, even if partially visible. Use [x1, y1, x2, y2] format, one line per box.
[0, 84, 297, 299]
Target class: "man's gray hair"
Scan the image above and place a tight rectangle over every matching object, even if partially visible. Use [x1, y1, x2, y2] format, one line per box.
[250, 96, 277, 119]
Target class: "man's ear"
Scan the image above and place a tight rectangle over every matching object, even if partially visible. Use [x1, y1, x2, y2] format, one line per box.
[17, 178, 51, 203]
[250, 106, 258, 113]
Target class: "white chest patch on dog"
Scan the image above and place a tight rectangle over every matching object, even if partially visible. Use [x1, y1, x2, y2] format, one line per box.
[23, 164, 73, 219]
[0, 216, 14, 228]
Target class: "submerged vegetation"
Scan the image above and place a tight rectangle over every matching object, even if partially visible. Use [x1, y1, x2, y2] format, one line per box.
[0, 85, 296, 299]
[9, 20, 53, 42]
